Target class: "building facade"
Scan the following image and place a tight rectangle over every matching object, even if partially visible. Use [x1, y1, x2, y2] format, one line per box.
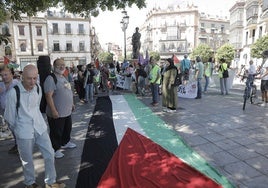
[46, 10, 91, 67]
[229, 0, 268, 65]
[199, 13, 230, 54]
[1, 10, 94, 70]
[12, 16, 48, 69]
[140, 4, 199, 59]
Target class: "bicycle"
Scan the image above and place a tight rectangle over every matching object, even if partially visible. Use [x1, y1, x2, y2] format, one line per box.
[242, 74, 257, 110]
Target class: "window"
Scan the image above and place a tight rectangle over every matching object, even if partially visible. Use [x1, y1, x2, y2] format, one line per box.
[78, 24, 84, 34]
[65, 23, 71, 34]
[37, 41, 43, 51]
[5, 46, 12, 55]
[220, 25, 224, 33]
[201, 23, 205, 28]
[36, 26, 42, 36]
[66, 42, 72, 51]
[211, 24, 215, 29]
[52, 23, 58, 34]
[53, 41, 60, 51]
[18, 25, 25, 35]
[259, 26, 263, 38]
[79, 42, 85, 51]
[20, 41, 26, 51]
[2, 24, 10, 36]
[167, 26, 178, 40]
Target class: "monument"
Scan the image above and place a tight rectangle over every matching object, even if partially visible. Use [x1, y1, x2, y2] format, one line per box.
[132, 27, 141, 59]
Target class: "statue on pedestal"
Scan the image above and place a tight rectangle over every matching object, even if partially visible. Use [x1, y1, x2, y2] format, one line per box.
[132, 27, 141, 59]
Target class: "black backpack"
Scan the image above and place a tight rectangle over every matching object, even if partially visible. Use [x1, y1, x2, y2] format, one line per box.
[37, 56, 57, 113]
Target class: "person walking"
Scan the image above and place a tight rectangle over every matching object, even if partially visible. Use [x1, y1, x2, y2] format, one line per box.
[218, 58, 229, 95]
[162, 58, 178, 112]
[0, 65, 19, 152]
[149, 56, 161, 106]
[44, 58, 76, 159]
[203, 57, 213, 93]
[194, 56, 204, 99]
[4, 64, 65, 188]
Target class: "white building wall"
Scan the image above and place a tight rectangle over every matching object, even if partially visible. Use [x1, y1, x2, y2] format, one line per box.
[47, 18, 91, 67]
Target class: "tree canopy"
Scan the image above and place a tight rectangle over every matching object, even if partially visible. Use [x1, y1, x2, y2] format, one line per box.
[190, 44, 213, 63]
[251, 35, 268, 59]
[216, 43, 235, 65]
[0, 0, 146, 22]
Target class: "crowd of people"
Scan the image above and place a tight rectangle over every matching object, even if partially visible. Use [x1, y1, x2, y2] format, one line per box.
[0, 53, 268, 187]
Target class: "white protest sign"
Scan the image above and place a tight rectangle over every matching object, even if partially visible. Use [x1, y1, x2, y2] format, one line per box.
[178, 81, 198, 98]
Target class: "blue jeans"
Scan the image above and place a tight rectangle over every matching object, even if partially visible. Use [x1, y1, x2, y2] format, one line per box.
[151, 83, 159, 103]
[220, 78, 228, 94]
[17, 131, 56, 185]
[197, 78, 202, 98]
[85, 83, 94, 102]
[204, 76, 210, 92]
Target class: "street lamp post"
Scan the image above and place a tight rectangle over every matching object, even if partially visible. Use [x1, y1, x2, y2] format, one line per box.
[120, 10, 129, 60]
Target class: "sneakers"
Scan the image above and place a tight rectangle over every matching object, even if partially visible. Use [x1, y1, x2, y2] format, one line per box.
[45, 182, 66, 188]
[61, 141, 76, 149]
[55, 150, 64, 159]
[8, 145, 19, 154]
[25, 183, 41, 188]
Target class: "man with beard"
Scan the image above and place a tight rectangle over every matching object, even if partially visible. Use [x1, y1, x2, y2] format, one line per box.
[44, 58, 76, 159]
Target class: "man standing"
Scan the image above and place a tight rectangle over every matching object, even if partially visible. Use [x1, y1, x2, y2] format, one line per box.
[4, 64, 65, 188]
[44, 58, 76, 159]
[149, 56, 161, 106]
[194, 56, 204, 99]
[180, 54, 191, 85]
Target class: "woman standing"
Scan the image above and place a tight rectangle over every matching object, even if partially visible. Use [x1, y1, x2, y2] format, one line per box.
[162, 58, 178, 112]
[218, 58, 229, 95]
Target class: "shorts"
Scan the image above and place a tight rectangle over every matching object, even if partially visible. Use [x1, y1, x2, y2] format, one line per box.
[260, 80, 268, 92]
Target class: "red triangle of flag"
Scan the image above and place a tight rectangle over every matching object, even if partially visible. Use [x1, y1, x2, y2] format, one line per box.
[173, 54, 180, 64]
[98, 128, 222, 188]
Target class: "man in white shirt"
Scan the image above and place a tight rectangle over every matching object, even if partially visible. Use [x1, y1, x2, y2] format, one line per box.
[4, 64, 65, 188]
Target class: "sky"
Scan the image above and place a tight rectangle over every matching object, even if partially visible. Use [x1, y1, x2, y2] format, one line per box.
[91, 0, 237, 49]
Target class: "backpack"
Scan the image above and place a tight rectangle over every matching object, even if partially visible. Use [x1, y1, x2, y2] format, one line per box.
[14, 84, 40, 114]
[37, 56, 57, 113]
[181, 59, 190, 72]
[221, 65, 229, 78]
[172, 70, 182, 87]
[39, 73, 57, 113]
[140, 69, 147, 78]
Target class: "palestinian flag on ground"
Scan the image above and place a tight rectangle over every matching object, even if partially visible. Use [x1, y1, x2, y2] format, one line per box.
[76, 95, 234, 188]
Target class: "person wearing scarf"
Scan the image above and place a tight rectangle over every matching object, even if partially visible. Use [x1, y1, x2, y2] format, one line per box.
[162, 58, 178, 112]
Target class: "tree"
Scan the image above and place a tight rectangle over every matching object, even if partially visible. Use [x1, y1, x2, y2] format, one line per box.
[251, 35, 268, 59]
[149, 51, 160, 61]
[190, 44, 213, 63]
[0, 0, 146, 46]
[0, 0, 146, 22]
[98, 52, 114, 63]
[216, 43, 235, 65]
